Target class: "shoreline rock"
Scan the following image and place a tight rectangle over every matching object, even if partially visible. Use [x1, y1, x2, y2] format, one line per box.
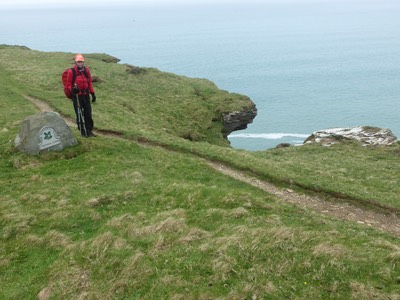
[222, 104, 257, 137]
[304, 126, 398, 147]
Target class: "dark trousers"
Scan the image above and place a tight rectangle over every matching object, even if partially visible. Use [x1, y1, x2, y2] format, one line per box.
[71, 94, 93, 135]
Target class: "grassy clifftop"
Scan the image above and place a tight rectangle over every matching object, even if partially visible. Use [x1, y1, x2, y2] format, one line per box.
[0, 45, 255, 147]
[1, 46, 400, 299]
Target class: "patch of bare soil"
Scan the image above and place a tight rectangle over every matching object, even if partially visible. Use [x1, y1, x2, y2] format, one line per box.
[25, 95, 400, 237]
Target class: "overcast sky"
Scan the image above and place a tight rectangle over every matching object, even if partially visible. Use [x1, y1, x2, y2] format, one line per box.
[0, 0, 371, 10]
[0, 0, 257, 9]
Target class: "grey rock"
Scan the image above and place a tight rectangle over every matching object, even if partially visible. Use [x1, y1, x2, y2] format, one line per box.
[304, 126, 397, 147]
[276, 143, 292, 148]
[222, 103, 257, 137]
[15, 112, 78, 155]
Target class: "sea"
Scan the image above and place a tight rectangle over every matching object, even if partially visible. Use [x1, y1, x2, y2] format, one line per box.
[1, 1, 400, 150]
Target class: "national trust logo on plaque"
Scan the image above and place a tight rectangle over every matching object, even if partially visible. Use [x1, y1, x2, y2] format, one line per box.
[38, 126, 61, 150]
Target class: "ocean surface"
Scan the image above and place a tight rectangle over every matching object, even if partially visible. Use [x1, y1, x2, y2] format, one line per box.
[1, 1, 400, 150]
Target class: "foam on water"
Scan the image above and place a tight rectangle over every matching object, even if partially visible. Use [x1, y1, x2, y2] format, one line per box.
[229, 133, 309, 140]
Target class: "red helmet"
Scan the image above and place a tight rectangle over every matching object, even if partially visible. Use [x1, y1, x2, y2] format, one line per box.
[74, 54, 85, 62]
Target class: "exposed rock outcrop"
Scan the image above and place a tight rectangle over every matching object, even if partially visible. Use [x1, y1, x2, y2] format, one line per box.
[304, 126, 398, 147]
[222, 104, 257, 137]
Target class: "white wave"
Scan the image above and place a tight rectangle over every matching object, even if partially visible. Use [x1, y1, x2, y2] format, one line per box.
[228, 133, 310, 140]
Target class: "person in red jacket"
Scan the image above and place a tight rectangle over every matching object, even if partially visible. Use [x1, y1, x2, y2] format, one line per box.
[66, 54, 97, 137]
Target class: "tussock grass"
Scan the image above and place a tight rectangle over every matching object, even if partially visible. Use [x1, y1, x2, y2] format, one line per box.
[1, 46, 400, 298]
[350, 282, 400, 300]
[312, 242, 348, 258]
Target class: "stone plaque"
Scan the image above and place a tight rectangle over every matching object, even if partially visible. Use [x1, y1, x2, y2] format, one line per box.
[15, 112, 78, 155]
[38, 126, 61, 150]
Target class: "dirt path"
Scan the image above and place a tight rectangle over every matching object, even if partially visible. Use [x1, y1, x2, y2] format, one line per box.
[207, 162, 400, 237]
[25, 95, 400, 237]
[25, 95, 76, 128]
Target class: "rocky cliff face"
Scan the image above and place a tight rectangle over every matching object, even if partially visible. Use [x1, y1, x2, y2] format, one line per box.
[221, 104, 257, 137]
[304, 126, 398, 147]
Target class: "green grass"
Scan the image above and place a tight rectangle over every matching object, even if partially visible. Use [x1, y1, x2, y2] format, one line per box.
[1, 45, 400, 299]
[0, 45, 251, 147]
[251, 143, 400, 209]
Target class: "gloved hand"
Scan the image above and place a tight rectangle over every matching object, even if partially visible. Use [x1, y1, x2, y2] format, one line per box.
[91, 93, 96, 103]
[72, 86, 80, 94]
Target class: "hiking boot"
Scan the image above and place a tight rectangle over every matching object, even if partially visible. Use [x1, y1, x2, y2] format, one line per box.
[87, 132, 97, 137]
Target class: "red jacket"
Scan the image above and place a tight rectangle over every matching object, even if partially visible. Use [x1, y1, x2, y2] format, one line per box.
[66, 65, 95, 95]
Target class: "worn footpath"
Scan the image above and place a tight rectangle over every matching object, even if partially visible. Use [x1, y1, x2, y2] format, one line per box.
[25, 95, 400, 238]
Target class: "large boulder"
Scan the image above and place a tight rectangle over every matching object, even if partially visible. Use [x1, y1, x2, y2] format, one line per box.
[15, 112, 78, 155]
[304, 126, 398, 147]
